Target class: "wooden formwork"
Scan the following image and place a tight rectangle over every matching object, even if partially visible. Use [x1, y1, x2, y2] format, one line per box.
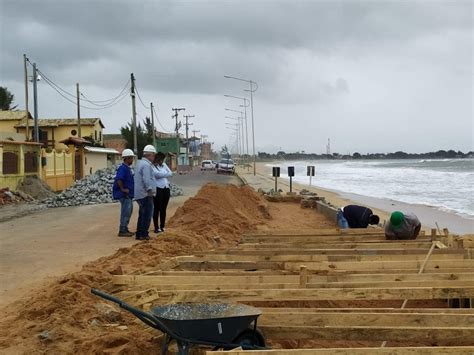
[102, 228, 474, 353]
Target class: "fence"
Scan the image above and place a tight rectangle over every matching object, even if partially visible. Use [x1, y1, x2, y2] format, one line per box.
[41, 149, 74, 191]
[0, 141, 42, 190]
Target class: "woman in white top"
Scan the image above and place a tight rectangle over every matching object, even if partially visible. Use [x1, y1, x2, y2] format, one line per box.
[152, 152, 173, 233]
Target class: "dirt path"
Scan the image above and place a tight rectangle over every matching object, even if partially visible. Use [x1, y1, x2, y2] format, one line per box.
[0, 169, 240, 307]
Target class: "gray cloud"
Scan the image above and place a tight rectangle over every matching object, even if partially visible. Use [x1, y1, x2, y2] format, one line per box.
[0, 0, 472, 153]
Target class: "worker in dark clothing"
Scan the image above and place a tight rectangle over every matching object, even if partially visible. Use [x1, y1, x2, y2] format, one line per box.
[337, 204, 380, 228]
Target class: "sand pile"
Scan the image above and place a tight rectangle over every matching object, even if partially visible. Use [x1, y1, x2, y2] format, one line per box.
[0, 183, 270, 354]
[17, 175, 55, 200]
[169, 183, 270, 241]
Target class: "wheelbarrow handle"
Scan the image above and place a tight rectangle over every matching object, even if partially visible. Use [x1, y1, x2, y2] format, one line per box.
[91, 288, 180, 339]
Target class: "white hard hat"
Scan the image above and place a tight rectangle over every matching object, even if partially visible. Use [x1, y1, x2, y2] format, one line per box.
[143, 144, 157, 154]
[121, 149, 135, 158]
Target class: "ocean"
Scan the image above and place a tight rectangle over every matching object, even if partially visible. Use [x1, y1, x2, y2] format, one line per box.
[266, 159, 474, 219]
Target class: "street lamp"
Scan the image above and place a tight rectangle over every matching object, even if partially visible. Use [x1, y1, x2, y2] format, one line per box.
[224, 95, 250, 161]
[225, 125, 239, 155]
[224, 75, 258, 175]
[225, 116, 243, 157]
[225, 108, 245, 165]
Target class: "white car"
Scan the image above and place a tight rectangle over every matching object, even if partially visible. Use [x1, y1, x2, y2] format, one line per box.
[216, 159, 235, 174]
[201, 160, 216, 171]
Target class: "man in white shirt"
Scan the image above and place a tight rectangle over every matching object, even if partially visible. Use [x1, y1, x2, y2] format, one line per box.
[152, 152, 173, 233]
[134, 145, 156, 240]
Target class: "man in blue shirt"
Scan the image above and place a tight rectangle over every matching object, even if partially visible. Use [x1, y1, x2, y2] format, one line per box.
[112, 149, 135, 237]
[133, 144, 157, 240]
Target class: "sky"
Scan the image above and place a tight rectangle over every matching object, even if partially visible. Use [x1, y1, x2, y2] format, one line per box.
[0, 0, 472, 154]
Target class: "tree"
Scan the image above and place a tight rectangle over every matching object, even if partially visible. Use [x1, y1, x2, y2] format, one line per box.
[0, 87, 17, 110]
[120, 118, 154, 157]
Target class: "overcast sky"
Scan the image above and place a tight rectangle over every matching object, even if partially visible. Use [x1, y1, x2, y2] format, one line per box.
[0, 0, 472, 154]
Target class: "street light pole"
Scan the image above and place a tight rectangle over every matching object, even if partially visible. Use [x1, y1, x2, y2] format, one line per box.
[225, 108, 245, 165]
[225, 116, 243, 157]
[224, 76, 258, 175]
[224, 94, 250, 171]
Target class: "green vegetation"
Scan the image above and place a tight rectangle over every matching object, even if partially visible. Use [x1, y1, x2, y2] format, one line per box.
[257, 150, 473, 161]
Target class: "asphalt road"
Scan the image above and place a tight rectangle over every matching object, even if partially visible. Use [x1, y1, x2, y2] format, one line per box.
[0, 168, 240, 307]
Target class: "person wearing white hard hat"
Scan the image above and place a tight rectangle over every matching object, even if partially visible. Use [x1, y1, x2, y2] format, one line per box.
[112, 149, 135, 237]
[133, 144, 157, 240]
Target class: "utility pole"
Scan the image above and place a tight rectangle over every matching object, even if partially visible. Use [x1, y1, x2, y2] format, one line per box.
[183, 114, 194, 164]
[130, 73, 137, 154]
[172, 108, 185, 136]
[32, 63, 39, 143]
[23, 54, 29, 141]
[249, 80, 256, 176]
[76, 83, 81, 138]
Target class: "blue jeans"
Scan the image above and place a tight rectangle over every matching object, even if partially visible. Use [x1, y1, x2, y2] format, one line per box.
[119, 197, 133, 233]
[337, 209, 349, 229]
[135, 196, 154, 238]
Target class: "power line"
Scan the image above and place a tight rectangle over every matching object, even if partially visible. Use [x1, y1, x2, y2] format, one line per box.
[40, 71, 128, 111]
[36, 67, 130, 110]
[134, 84, 150, 110]
[152, 105, 172, 133]
[79, 79, 130, 106]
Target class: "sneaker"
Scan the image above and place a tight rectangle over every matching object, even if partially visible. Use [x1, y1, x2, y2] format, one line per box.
[118, 231, 134, 237]
[160, 228, 166, 232]
[154, 228, 162, 233]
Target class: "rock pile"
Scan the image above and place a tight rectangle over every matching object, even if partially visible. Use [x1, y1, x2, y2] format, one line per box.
[43, 167, 184, 208]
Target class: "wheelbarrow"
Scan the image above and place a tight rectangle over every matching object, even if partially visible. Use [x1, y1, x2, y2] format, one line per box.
[91, 288, 266, 354]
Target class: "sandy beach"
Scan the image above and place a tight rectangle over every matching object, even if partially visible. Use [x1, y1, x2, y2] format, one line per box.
[246, 162, 473, 235]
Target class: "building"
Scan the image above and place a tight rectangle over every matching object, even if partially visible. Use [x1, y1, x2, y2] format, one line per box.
[0, 139, 42, 190]
[0, 110, 32, 136]
[15, 117, 104, 150]
[103, 134, 127, 153]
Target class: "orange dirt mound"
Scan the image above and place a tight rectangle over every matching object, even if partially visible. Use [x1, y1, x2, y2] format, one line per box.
[0, 183, 270, 354]
[169, 183, 270, 241]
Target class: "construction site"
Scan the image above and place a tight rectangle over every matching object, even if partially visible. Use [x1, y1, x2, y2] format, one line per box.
[1, 169, 473, 354]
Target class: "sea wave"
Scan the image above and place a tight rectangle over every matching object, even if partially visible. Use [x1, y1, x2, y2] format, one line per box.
[268, 159, 474, 218]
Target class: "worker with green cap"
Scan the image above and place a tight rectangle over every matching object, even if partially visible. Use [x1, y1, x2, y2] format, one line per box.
[385, 211, 421, 240]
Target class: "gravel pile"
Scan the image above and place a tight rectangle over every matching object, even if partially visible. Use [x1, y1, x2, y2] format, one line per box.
[43, 167, 184, 208]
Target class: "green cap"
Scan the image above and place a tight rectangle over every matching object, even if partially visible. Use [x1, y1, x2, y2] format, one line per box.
[390, 211, 405, 227]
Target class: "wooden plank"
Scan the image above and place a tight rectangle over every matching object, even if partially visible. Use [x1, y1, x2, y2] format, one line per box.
[237, 242, 433, 250]
[284, 260, 474, 272]
[245, 228, 387, 236]
[259, 312, 474, 327]
[208, 346, 474, 354]
[208, 248, 465, 256]
[173, 259, 474, 272]
[130, 286, 474, 306]
[242, 235, 432, 243]
[259, 325, 474, 343]
[259, 307, 474, 314]
[113, 272, 474, 285]
[181, 253, 465, 263]
[115, 280, 474, 293]
[313, 272, 474, 283]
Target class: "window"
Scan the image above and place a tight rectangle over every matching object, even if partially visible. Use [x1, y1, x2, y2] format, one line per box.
[99, 131, 102, 141]
[24, 151, 38, 173]
[95, 130, 97, 141]
[2, 152, 19, 174]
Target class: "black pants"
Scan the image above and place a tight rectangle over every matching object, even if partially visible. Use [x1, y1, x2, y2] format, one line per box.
[153, 187, 170, 230]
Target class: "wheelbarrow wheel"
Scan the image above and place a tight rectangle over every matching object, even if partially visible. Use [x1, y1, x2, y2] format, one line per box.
[232, 327, 266, 348]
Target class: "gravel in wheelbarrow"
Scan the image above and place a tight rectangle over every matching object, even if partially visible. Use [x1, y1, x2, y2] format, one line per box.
[152, 303, 262, 344]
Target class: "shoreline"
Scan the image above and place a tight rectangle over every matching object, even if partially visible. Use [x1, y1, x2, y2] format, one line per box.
[251, 162, 473, 235]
